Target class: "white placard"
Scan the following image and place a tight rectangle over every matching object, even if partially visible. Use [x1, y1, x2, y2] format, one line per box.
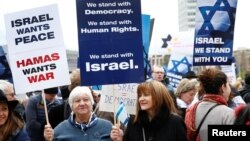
[10, 47, 70, 94]
[4, 4, 64, 54]
[99, 83, 138, 115]
[4, 4, 70, 94]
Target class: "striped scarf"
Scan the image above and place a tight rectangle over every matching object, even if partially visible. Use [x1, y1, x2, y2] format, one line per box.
[70, 112, 98, 131]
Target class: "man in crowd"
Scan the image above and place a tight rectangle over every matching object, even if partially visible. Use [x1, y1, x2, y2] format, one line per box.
[25, 87, 62, 141]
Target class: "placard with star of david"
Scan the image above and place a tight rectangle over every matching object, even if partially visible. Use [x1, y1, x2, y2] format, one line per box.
[193, 0, 238, 66]
[167, 53, 193, 88]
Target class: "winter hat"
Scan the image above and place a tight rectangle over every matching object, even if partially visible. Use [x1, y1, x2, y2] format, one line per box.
[44, 87, 59, 95]
[0, 89, 18, 109]
[183, 71, 197, 79]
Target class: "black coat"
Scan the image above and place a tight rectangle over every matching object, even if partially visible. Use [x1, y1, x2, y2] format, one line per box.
[124, 107, 187, 141]
[48, 101, 71, 128]
[239, 84, 250, 103]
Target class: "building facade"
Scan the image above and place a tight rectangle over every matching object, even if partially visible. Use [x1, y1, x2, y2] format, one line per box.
[178, 0, 196, 32]
[233, 48, 250, 77]
[66, 50, 78, 72]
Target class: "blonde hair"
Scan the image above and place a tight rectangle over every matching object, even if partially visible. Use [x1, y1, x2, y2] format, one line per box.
[232, 78, 243, 90]
[175, 78, 198, 97]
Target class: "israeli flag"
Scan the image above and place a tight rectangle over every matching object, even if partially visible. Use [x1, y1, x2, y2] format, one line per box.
[116, 101, 130, 126]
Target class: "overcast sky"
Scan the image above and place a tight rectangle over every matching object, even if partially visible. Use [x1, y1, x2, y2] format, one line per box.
[0, 0, 249, 54]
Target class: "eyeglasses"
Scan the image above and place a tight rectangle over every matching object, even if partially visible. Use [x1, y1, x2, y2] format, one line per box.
[153, 71, 164, 74]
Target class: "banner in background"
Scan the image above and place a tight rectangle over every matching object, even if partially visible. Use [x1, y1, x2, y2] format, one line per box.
[193, 0, 238, 66]
[141, 14, 152, 79]
[99, 83, 138, 115]
[167, 52, 193, 88]
[166, 31, 194, 88]
[90, 14, 152, 90]
[76, 0, 144, 85]
[142, 14, 150, 67]
[4, 4, 70, 94]
[221, 57, 237, 84]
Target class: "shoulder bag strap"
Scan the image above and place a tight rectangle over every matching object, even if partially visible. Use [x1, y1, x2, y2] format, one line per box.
[194, 103, 219, 140]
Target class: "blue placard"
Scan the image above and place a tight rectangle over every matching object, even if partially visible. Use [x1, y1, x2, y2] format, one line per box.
[141, 14, 150, 67]
[0, 46, 12, 80]
[76, 0, 144, 85]
[193, 0, 238, 66]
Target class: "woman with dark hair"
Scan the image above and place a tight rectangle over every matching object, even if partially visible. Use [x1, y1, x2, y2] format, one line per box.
[0, 90, 30, 141]
[111, 80, 187, 141]
[185, 68, 235, 141]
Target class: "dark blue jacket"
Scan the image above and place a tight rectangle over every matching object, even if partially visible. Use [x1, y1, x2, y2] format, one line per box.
[239, 84, 250, 103]
[25, 94, 62, 141]
[7, 128, 30, 141]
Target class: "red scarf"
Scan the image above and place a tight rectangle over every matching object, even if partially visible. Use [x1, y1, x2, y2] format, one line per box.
[185, 94, 228, 141]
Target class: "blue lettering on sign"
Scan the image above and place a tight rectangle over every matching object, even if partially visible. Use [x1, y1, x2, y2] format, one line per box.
[117, 84, 136, 93]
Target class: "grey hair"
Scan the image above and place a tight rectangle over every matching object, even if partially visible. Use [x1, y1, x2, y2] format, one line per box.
[175, 78, 198, 97]
[68, 86, 94, 109]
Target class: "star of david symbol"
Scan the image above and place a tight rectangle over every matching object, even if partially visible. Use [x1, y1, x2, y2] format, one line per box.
[198, 0, 236, 35]
[161, 34, 172, 48]
[168, 57, 192, 74]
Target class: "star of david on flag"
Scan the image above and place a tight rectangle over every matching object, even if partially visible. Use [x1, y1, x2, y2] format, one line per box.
[115, 101, 130, 126]
[168, 56, 192, 75]
[198, 0, 236, 37]
[193, 0, 237, 66]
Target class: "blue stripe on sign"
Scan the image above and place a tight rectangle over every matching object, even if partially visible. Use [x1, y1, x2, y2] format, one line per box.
[116, 106, 124, 117]
[123, 117, 129, 125]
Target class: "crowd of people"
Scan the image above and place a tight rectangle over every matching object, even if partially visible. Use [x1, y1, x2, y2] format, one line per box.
[0, 66, 250, 141]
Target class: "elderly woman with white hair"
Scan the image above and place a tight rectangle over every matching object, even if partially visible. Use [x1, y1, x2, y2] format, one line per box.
[44, 86, 113, 141]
